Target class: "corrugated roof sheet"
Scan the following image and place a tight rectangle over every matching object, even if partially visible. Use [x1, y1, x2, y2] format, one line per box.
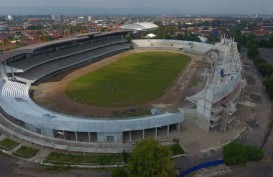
[121, 22, 158, 31]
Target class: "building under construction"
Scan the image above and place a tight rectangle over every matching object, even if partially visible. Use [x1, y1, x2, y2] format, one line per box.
[186, 38, 246, 132]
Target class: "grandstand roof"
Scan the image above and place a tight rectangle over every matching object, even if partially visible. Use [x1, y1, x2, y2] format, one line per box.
[0, 30, 131, 62]
[121, 22, 158, 31]
[77, 32, 100, 38]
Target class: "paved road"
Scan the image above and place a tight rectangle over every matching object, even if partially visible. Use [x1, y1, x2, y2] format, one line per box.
[220, 161, 273, 177]
[0, 155, 12, 177]
[174, 150, 222, 171]
[219, 135, 273, 177]
[0, 154, 110, 177]
[218, 49, 273, 177]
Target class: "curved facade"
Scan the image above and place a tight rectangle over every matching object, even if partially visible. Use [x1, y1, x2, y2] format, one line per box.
[0, 33, 183, 145]
[0, 36, 243, 150]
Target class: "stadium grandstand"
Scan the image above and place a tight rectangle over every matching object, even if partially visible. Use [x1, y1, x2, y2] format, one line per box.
[2, 31, 130, 84]
[0, 31, 244, 152]
[0, 31, 183, 152]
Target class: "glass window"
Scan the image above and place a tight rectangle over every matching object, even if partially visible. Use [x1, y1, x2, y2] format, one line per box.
[106, 136, 114, 142]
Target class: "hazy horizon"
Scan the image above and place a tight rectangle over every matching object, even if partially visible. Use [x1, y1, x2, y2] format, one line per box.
[0, 0, 273, 15]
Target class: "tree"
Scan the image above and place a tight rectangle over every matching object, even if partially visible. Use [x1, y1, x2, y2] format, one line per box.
[176, 32, 201, 42]
[155, 22, 176, 39]
[247, 43, 259, 58]
[126, 138, 175, 177]
[223, 142, 248, 166]
[111, 167, 128, 177]
[263, 76, 273, 99]
[223, 142, 264, 166]
[27, 24, 43, 30]
[246, 145, 264, 161]
[257, 62, 273, 77]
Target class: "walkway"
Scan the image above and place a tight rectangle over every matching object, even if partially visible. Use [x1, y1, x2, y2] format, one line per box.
[0, 112, 132, 153]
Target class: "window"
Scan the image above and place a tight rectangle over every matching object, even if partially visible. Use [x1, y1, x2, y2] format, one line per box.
[36, 128, 42, 134]
[106, 136, 114, 142]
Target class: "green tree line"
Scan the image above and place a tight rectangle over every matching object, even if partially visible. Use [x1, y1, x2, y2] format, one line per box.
[231, 28, 273, 99]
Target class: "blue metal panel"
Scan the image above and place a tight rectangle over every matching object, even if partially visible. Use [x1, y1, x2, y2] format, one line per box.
[179, 160, 225, 177]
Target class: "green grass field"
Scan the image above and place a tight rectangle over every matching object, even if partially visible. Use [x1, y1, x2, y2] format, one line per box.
[0, 138, 19, 151]
[13, 146, 39, 158]
[44, 152, 124, 165]
[66, 51, 191, 107]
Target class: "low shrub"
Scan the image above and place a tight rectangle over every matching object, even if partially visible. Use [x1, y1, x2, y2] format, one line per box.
[223, 142, 248, 166]
[246, 145, 264, 161]
[223, 142, 264, 166]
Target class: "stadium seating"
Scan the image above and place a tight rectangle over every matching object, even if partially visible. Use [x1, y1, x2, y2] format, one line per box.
[0, 34, 187, 145]
[0, 80, 183, 140]
[14, 44, 130, 83]
[132, 39, 214, 54]
[9, 38, 127, 72]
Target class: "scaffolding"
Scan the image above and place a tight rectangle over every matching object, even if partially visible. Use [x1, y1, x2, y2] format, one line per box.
[186, 38, 245, 132]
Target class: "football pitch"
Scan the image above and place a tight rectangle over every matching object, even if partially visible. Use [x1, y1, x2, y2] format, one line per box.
[66, 51, 191, 107]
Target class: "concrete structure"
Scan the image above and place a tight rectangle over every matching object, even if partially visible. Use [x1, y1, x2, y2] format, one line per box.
[132, 38, 245, 132]
[0, 35, 243, 151]
[7, 15, 13, 21]
[145, 33, 156, 38]
[186, 38, 245, 132]
[0, 80, 182, 143]
[0, 26, 8, 31]
[51, 14, 61, 21]
[0, 32, 183, 148]
[197, 36, 208, 43]
[132, 39, 215, 54]
[88, 16, 92, 22]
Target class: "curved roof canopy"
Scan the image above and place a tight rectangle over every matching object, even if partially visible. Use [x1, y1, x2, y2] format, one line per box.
[121, 22, 158, 31]
[0, 30, 131, 63]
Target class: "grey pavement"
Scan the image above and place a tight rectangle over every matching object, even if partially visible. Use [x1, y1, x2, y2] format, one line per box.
[0, 156, 12, 177]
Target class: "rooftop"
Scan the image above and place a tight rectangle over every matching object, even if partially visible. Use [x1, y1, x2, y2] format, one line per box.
[121, 22, 158, 31]
[0, 30, 131, 62]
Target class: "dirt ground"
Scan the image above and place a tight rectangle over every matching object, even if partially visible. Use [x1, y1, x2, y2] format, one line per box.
[235, 48, 273, 146]
[31, 49, 205, 118]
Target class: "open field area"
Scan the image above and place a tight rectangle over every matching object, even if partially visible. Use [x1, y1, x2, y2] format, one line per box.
[66, 51, 190, 107]
[31, 49, 202, 117]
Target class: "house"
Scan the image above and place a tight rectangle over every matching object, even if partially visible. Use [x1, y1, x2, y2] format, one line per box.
[254, 30, 268, 37]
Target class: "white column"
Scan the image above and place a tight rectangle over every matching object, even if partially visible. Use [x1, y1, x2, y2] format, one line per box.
[143, 129, 145, 139]
[167, 125, 170, 136]
[75, 132, 78, 141]
[129, 131, 132, 142]
[178, 123, 181, 133]
[63, 130, 65, 140]
[155, 127, 157, 139]
[88, 132, 91, 142]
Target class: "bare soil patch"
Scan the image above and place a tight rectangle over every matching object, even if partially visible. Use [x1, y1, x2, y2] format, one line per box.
[245, 75, 256, 85]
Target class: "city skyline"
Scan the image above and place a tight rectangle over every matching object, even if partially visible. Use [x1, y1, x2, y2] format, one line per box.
[0, 0, 273, 15]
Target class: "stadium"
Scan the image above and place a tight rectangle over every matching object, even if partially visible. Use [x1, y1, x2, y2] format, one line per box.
[0, 27, 244, 152]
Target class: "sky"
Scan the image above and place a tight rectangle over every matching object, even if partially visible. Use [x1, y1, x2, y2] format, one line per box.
[0, 0, 272, 15]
